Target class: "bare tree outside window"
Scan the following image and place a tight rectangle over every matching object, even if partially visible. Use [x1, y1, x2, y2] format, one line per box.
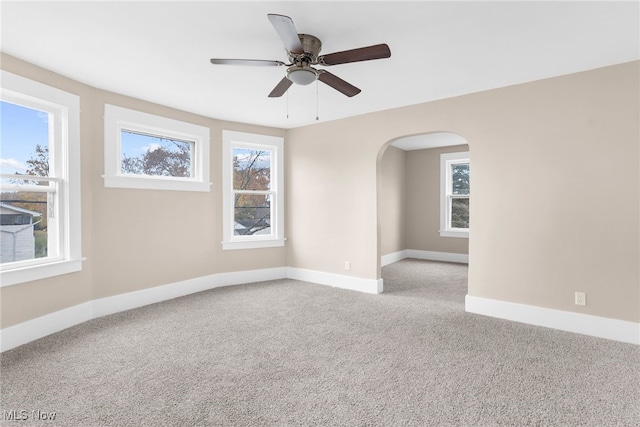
[233, 149, 271, 235]
[120, 130, 193, 177]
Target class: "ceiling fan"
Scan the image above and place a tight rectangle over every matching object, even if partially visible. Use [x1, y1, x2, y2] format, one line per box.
[210, 14, 391, 98]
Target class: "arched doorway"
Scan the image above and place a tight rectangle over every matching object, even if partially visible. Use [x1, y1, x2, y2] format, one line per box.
[377, 132, 470, 293]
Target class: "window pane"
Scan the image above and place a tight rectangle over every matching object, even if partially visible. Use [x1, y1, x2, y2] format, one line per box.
[451, 163, 470, 195]
[233, 148, 271, 191]
[1, 101, 52, 264]
[0, 101, 51, 177]
[0, 191, 49, 263]
[234, 193, 271, 236]
[451, 198, 469, 229]
[121, 130, 193, 177]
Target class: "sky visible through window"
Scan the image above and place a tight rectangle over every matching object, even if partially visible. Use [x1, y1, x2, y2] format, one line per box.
[0, 101, 49, 176]
[120, 130, 193, 177]
[1, 101, 51, 263]
[121, 130, 190, 160]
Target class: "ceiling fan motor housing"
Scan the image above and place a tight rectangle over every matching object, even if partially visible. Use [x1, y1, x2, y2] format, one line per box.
[294, 34, 322, 62]
[286, 34, 323, 85]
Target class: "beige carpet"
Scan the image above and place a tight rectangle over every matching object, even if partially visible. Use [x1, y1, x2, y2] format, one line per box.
[1, 259, 639, 426]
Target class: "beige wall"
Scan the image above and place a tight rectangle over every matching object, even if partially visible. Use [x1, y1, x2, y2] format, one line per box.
[379, 145, 406, 256]
[0, 53, 286, 327]
[288, 61, 639, 323]
[2, 54, 638, 328]
[404, 144, 469, 255]
[286, 119, 380, 280]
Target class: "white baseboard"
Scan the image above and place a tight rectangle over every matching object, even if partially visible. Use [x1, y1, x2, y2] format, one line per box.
[0, 302, 93, 353]
[1, 266, 380, 352]
[11, 265, 635, 352]
[381, 250, 408, 267]
[287, 267, 383, 294]
[381, 249, 468, 266]
[406, 249, 468, 264]
[93, 267, 289, 318]
[465, 295, 640, 345]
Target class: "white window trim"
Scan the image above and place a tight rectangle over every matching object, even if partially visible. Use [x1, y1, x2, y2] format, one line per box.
[440, 151, 470, 238]
[222, 130, 284, 250]
[0, 71, 84, 287]
[103, 104, 210, 192]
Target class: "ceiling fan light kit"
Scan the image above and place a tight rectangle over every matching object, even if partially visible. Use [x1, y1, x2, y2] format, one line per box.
[210, 13, 391, 98]
[287, 66, 317, 85]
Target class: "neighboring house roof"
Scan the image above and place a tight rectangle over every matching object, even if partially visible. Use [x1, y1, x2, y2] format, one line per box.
[235, 219, 269, 228]
[0, 203, 42, 217]
[234, 219, 270, 235]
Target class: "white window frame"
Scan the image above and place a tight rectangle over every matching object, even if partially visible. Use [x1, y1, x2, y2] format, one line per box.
[103, 104, 210, 192]
[440, 151, 470, 238]
[0, 71, 83, 287]
[222, 130, 284, 250]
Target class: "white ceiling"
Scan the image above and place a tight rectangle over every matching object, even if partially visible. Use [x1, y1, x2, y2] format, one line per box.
[391, 132, 468, 151]
[1, 1, 638, 130]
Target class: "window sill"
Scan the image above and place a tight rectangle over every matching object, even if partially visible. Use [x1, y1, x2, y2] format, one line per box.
[102, 175, 211, 192]
[439, 230, 469, 239]
[1, 258, 86, 287]
[222, 238, 286, 251]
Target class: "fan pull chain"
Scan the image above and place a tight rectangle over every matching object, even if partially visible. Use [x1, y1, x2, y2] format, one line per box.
[316, 79, 319, 121]
[286, 90, 289, 119]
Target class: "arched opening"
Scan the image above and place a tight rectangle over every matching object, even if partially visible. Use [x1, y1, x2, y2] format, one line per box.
[376, 131, 471, 295]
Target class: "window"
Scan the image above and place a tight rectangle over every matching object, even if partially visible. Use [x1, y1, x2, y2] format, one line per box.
[222, 131, 284, 250]
[0, 71, 82, 286]
[103, 104, 210, 191]
[440, 151, 470, 238]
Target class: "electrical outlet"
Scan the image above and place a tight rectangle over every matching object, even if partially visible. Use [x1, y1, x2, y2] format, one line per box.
[575, 292, 586, 306]
[344, 261, 351, 271]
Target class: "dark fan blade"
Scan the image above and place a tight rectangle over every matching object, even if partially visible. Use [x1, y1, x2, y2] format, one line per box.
[318, 71, 361, 97]
[319, 44, 391, 66]
[210, 58, 285, 66]
[267, 14, 304, 54]
[268, 77, 293, 97]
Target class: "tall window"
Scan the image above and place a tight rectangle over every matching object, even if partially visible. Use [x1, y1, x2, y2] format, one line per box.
[222, 131, 284, 250]
[440, 151, 470, 238]
[103, 104, 210, 192]
[0, 71, 82, 286]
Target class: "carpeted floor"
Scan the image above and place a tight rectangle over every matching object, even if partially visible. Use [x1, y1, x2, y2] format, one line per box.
[1, 259, 639, 426]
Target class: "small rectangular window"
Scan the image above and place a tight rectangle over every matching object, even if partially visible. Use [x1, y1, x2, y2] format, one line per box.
[103, 104, 210, 192]
[120, 130, 194, 178]
[440, 151, 470, 238]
